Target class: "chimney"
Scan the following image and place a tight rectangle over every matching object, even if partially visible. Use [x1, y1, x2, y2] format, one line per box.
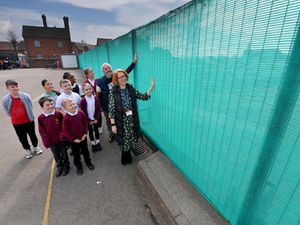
[63, 16, 69, 30]
[63, 16, 71, 41]
[42, 14, 47, 27]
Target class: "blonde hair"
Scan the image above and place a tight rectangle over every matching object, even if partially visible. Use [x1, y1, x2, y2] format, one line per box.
[61, 98, 73, 108]
[59, 79, 71, 87]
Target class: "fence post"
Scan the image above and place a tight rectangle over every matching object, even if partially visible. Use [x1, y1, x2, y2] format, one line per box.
[237, 18, 300, 225]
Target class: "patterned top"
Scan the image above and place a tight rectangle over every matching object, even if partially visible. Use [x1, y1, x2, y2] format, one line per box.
[108, 86, 150, 119]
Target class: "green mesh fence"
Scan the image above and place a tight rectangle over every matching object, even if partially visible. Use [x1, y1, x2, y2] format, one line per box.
[78, 1, 300, 224]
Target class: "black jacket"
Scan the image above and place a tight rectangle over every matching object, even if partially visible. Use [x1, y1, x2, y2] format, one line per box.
[111, 84, 141, 145]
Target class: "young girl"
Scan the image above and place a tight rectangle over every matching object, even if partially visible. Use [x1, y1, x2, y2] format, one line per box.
[40, 79, 60, 105]
[80, 83, 102, 152]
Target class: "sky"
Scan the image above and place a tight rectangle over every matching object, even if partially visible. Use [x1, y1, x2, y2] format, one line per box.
[0, 0, 189, 45]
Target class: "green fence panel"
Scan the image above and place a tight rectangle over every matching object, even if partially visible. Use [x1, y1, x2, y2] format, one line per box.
[94, 45, 109, 78]
[78, 0, 300, 224]
[106, 33, 134, 83]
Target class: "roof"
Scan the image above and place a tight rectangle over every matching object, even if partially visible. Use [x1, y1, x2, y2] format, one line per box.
[97, 38, 112, 46]
[72, 42, 95, 51]
[22, 25, 70, 39]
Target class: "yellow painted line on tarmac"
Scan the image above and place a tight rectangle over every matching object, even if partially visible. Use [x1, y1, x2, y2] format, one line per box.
[42, 159, 55, 225]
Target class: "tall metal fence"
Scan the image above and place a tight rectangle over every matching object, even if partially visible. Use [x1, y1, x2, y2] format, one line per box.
[78, 1, 300, 224]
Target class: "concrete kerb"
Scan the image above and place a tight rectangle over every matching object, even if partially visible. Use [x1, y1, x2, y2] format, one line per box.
[136, 148, 229, 225]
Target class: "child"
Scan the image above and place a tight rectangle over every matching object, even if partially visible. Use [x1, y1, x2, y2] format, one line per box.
[40, 79, 60, 105]
[63, 72, 84, 97]
[38, 97, 70, 177]
[61, 98, 95, 175]
[83, 67, 103, 134]
[2, 79, 43, 159]
[55, 79, 81, 112]
[80, 83, 102, 152]
[83, 67, 100, 95]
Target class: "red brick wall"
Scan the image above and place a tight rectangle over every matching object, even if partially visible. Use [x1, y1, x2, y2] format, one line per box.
[24, 38, 72, 67]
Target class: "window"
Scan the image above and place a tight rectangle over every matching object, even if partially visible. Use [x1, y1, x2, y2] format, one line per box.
[37, 53, 43, 59]
[34, 40, 41, 48]
[57, 41, 64, 48]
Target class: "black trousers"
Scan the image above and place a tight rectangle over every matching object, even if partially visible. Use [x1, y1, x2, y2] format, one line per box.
[70, 138, 91, 169]
[13, 121, 38, 150]
[96, 113, 102, 128]
[50, 142, 70, 169]
[88, 123, 99, 141]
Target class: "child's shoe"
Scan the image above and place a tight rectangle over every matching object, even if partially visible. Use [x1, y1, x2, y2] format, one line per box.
[25, 149, 33, 159]
[62, 166, 70, 176]
[77, 168, 83, 176]
[55, 167, 63, 177]
[96, 143, 102, 152]
[32, 146, 43, 155]
[92, 144, 98, 153]
[91, 140, 97, 153]
[86, 163, 95, 170]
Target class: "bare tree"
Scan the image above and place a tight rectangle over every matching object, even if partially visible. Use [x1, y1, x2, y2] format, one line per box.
[6, 30, 18, 56]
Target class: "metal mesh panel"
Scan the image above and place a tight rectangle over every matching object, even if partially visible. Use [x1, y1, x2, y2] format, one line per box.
[78, 1, 300, 224]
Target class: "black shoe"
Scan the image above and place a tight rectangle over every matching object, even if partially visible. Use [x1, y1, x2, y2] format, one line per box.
[55, 167, 63, 177]
[96, 143, 102, 151]
[127, 153, 132, 164]
[108, 136, 114, 143]
[86, 163, 95, 170]
[62, 166, 70, 176]
[77, 168, 83, 176]
[121, 151, 127, 165]
[92, 144, 98, 153]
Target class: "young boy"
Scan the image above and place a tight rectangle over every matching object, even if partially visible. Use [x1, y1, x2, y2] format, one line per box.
[80, 83, 102, 152]
[61, 98, 95, 175]
[55, 79, 81, 113]
[63, 72, 84, 97]
[2, 79, 43, 159]
[38, 97, 70, 177]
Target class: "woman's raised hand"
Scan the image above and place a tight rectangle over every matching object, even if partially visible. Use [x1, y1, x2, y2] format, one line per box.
[150, 77, 155, 89]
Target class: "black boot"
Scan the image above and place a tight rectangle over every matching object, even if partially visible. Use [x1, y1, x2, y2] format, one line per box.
[55, 167, 63, 177]
[126, 151, 132, 164]
[92, 144, 98, 153]
[77, 168, 83, 176]
[96, 142, 102, 151]
[121, 151, 127, 165]
[62, 165, 70, 176]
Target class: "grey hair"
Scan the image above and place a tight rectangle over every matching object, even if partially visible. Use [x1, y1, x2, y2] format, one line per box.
[101, 63, 112, 71]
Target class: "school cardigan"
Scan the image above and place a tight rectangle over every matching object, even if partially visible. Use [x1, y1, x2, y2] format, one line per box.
[80, 96, 101, 122]
[61, 110, 88, 142]
[2, 92, 35, 121]
[38, 111, 64, 148]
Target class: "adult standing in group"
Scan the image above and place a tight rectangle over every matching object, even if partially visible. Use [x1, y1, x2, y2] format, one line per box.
[108, 69, 155, 165]
[97, 53, 138, 142]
